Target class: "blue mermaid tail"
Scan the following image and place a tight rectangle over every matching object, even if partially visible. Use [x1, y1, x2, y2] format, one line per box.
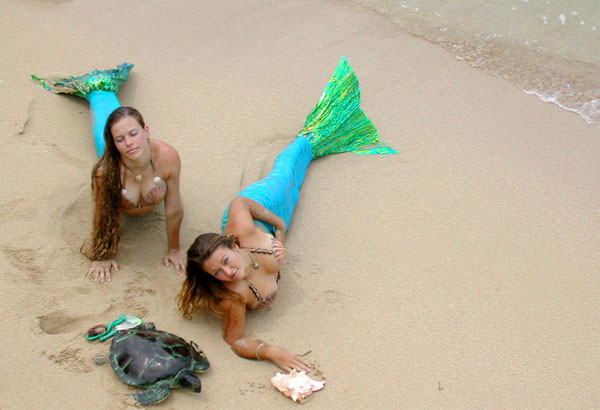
[222, 57, 398, 234]
[31, 63, 133, 157]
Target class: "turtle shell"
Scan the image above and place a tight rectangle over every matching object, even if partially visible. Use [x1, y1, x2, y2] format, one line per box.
[109, 328, 209, 387]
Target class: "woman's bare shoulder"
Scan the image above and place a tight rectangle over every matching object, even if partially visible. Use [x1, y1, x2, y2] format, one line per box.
[152, 140, 180, 162]
[151, 140, 180, 179]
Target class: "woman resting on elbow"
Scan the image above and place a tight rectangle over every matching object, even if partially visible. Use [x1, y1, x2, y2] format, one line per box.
[84, 106, 186, 283]
[178, 197, 310, 373]
[177, 58, 396, 371]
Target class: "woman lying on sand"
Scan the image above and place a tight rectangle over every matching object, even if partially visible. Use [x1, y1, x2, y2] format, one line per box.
[32, 65, 186, 283]
[84, 106, 186, 282]
[177, 58, 396, 371]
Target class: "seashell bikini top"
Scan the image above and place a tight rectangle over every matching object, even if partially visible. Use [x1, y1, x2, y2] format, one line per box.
[244, 235, 286, 310]
[120, 159, 168, 210]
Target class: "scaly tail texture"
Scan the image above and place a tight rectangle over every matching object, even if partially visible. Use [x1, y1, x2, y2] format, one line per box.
[31, 63, 133, 157]
[222, 58, 397, 234]
[300, 57, 398, 157]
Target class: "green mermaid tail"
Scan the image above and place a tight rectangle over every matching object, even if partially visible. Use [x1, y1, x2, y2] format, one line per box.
[300, 57, 398, 157]
[222, 57, 397, 234]
[31, 63, 133, 156]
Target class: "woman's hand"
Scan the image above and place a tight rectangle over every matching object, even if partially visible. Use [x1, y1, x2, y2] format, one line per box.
[87, 260, 118, 283]
[264, 345, 311, 373]
[163, 249, 186, 274]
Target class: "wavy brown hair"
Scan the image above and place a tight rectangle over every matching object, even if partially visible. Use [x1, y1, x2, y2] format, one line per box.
[178, 233, 245, 319]
[82, 106, 146, 261]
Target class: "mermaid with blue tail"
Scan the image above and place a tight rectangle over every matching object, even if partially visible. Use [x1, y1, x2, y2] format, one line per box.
[178, 58, 397, 372]
[32, 64, 187, 282]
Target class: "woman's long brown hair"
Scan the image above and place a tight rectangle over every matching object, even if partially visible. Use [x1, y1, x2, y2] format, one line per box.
[178, 233, 245, 319]
[82, 106, 145, 261]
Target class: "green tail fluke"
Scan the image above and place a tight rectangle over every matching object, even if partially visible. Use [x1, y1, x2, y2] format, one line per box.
[300, 57, 398, 158]
[31, 62, 133, 100]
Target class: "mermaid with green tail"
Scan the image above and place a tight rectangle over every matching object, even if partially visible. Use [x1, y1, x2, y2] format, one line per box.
[32, 63, 133, 157]
[178, 58, 397, 373]
[32, 64, 187, 282]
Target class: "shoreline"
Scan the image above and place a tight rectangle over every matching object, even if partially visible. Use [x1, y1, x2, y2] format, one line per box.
[348, 0, 600, 127]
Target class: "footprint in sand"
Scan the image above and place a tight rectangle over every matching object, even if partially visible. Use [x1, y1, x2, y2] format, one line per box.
[38, 310, 97, 335]
[37, 303, 117, 336]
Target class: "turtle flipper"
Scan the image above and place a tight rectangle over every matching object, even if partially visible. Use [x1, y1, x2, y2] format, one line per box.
[133, 384, 171, 406]
[179, 371, 202, 392]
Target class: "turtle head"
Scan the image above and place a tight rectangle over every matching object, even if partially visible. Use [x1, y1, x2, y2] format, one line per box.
[190, 340, 210, 372]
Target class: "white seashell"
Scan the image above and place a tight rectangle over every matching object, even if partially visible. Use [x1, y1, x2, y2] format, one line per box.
[153, 176, 161, 184]
[271, 370, 325, 402]
[135, 174, 142, 182]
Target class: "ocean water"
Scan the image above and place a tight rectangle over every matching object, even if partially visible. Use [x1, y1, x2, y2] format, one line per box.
[347, 0, 600, 126]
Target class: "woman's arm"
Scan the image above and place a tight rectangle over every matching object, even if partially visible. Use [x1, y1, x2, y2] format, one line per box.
[161, 144, 186, 273]
[225, 197, 286, 243]
[86, 171, 119, 282]
[220, 299, 310, 372]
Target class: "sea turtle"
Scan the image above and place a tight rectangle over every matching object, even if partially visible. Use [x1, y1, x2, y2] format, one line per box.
[109, 324, 210, 406]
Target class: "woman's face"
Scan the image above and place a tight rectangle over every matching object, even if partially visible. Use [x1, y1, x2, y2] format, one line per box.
[202, 244, 249, 282]
[110, 115, 150, 160]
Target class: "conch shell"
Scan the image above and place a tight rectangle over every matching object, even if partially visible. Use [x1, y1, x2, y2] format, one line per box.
[271, 370, 325, 402]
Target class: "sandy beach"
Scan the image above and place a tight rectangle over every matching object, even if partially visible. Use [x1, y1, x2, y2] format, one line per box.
[1, 0, 599, 408]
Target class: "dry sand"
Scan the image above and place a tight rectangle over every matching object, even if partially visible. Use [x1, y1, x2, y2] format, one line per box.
[1, 0, 599, 409]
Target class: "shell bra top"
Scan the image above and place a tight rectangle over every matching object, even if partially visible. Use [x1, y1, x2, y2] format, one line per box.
[120, 159, 168, 210]
[245, 235, 285, 310]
